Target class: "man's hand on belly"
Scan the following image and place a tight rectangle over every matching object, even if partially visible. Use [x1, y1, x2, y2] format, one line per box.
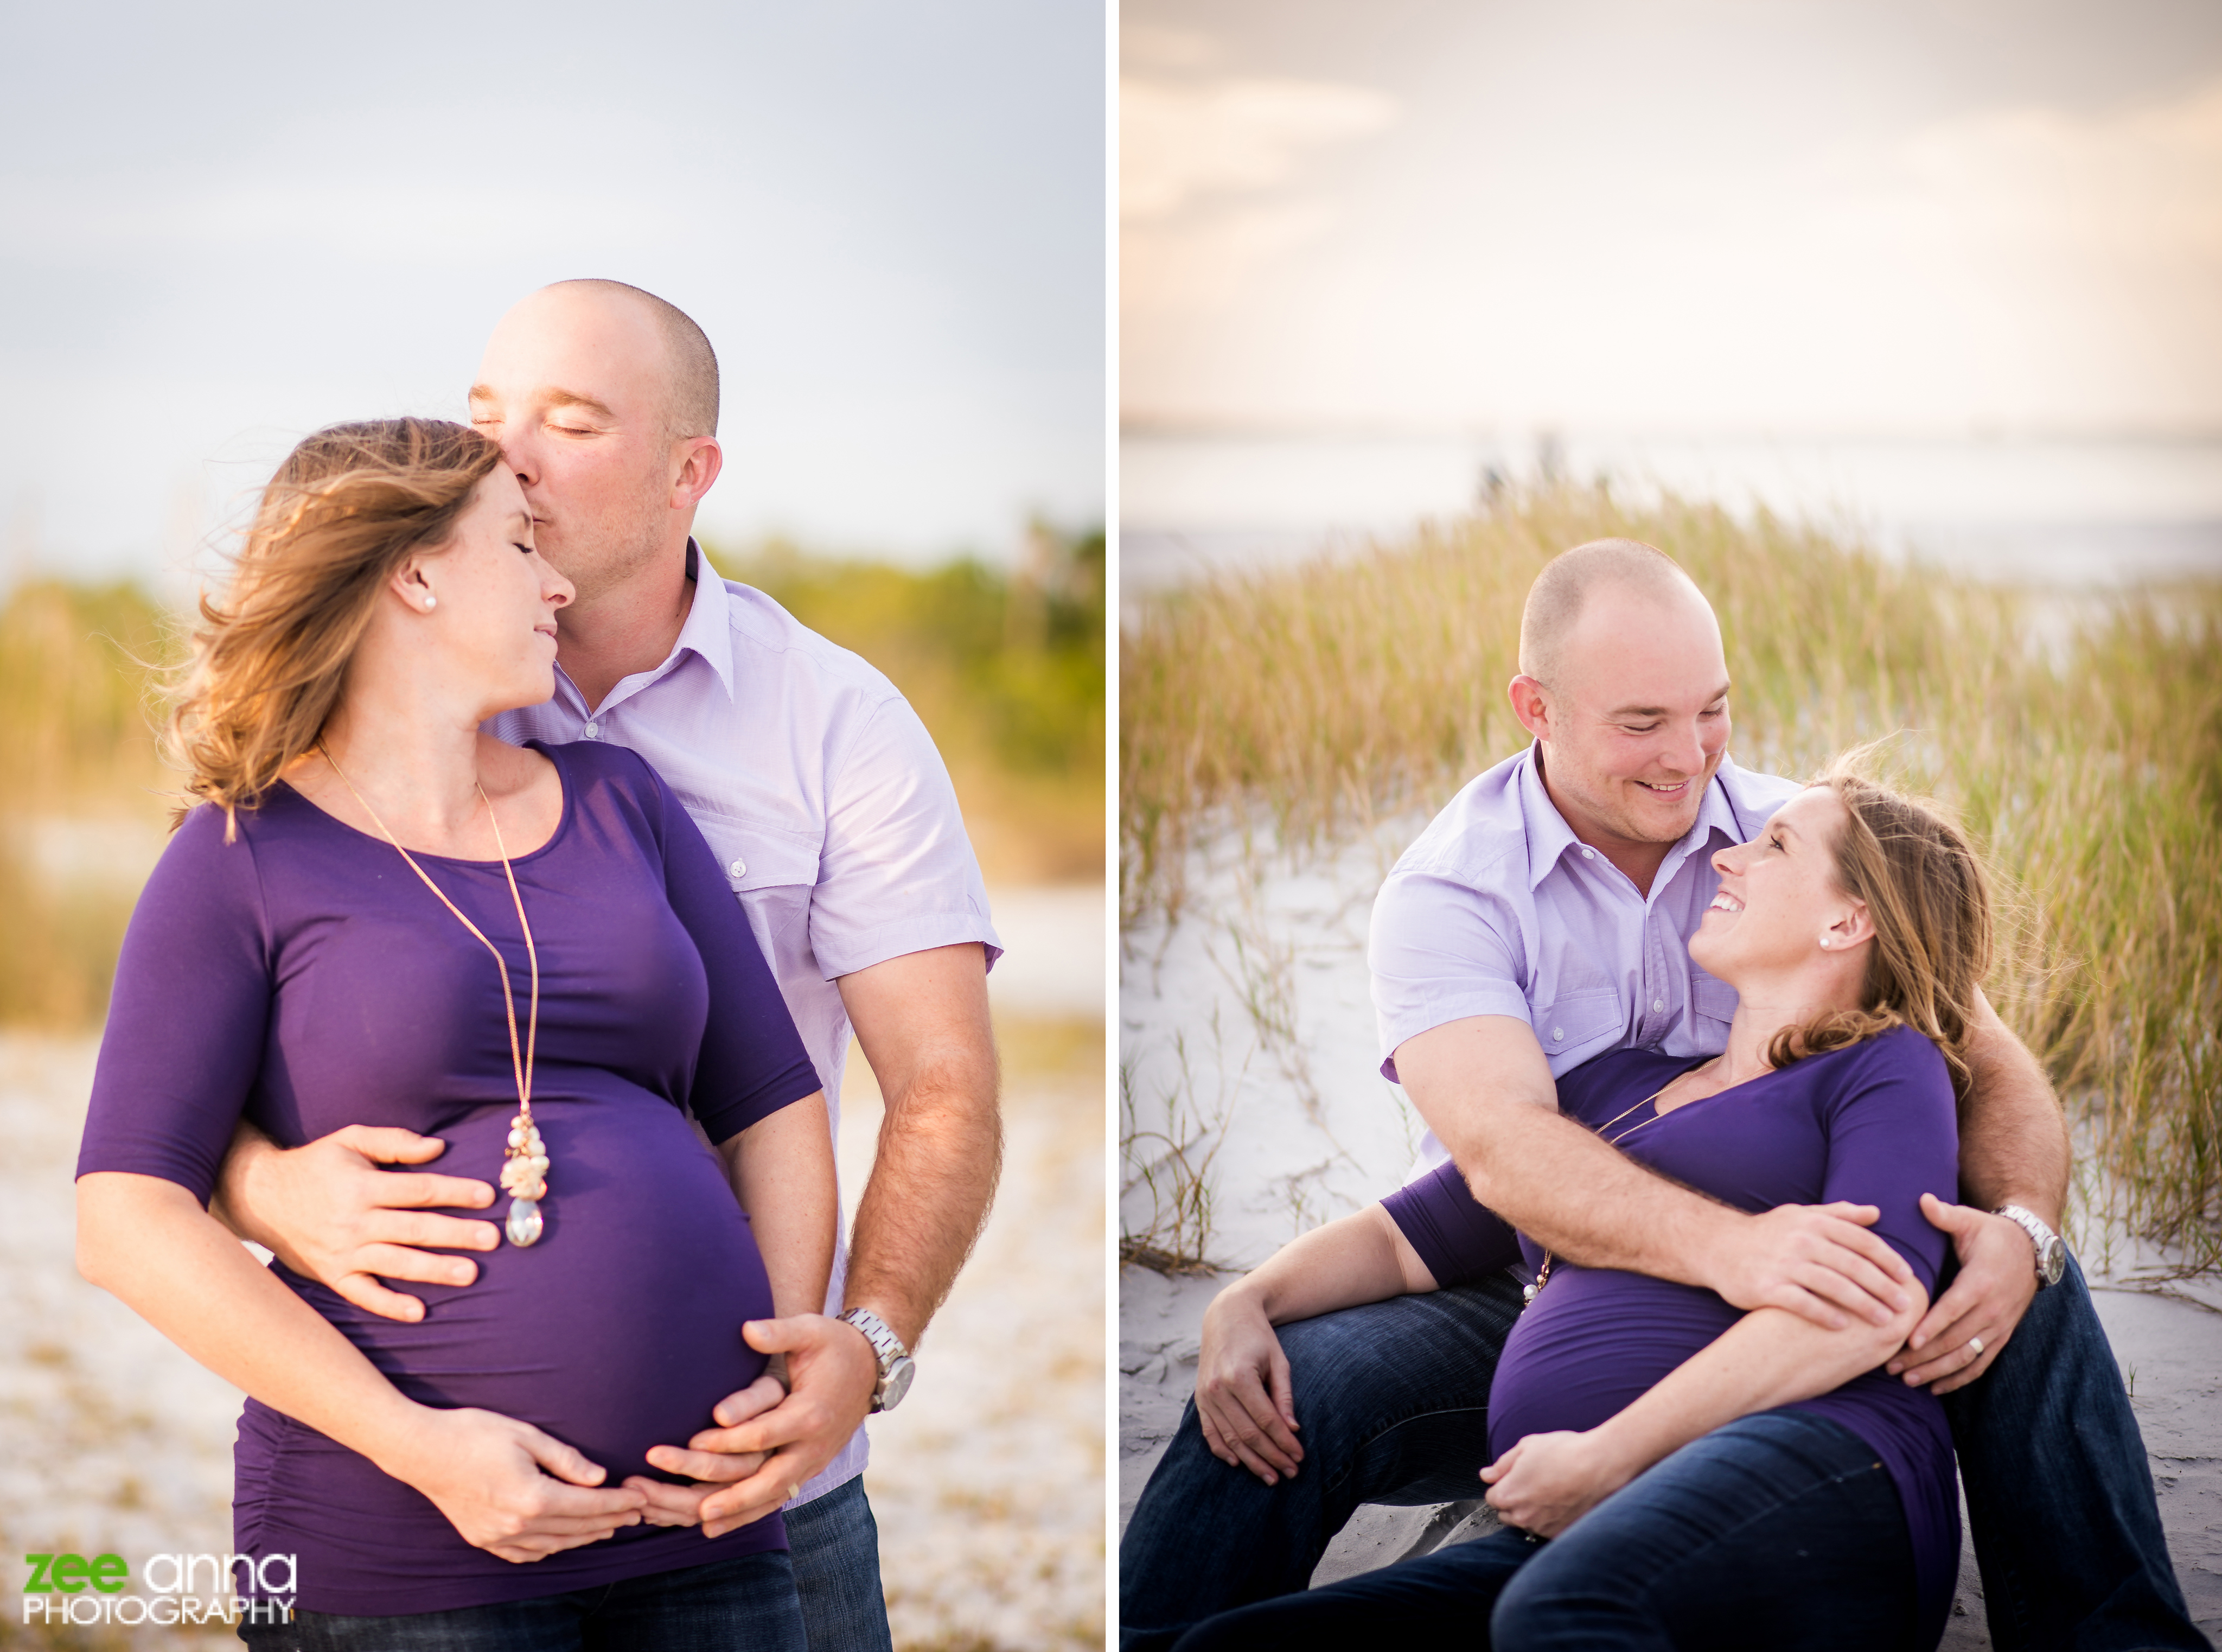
[213, 1119, 499, 1322]
[637, 1313, 876, 1539]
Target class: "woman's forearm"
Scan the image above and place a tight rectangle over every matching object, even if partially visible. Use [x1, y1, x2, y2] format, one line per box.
[1588, 1289, 1923, 1486]
[1234, 1203, 1436, 1326]
[76, 1172, 427, 1472]
[726, 1093, 837, 1322]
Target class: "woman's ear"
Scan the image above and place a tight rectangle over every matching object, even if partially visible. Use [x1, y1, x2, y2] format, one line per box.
[391, 558, 437, 615]
[1824, 900, 1874, 951]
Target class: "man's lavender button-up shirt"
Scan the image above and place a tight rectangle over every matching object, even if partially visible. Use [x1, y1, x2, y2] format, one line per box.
[493, 551, 1002, 1502]
[1369, 745, 1799, 1173]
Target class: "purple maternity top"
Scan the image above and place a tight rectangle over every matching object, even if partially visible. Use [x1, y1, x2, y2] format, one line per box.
[77, 741, 822, 1615]
[1383, 1028, 1961, 1650]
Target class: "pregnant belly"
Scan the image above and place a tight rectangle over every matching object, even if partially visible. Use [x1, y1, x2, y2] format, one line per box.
[1487, 1266, 1744, 1458]
[294, 1090, 772, 1483]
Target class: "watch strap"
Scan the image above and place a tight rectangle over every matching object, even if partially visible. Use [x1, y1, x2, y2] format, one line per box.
[837, 1307, 912, 1409]
[1993, 1204, 2063, 1286]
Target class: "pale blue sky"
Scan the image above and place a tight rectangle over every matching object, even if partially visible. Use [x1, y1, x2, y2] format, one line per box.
[1, 1, 1105, 586]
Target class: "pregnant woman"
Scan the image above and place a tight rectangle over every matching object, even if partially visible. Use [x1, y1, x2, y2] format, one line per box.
[75, 419, 832, 1646]
[1173, 764, 1987, 1651]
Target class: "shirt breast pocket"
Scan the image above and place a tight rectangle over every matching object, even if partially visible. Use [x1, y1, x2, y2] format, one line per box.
[688, 812, 820, 953]
[1534, 988, 1624, 1063]
[1691, 973, 1738, 1031]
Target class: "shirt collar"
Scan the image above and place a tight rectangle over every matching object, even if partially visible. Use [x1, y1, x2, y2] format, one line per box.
[559, 539, 737, 715]
[672, 540, 737, 701]
[1516, 743, 1744, 892]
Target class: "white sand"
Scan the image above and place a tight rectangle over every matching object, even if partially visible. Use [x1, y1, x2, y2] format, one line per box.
[2, 1009, 1104, 1651]
[1119, 829, 2222, 1644]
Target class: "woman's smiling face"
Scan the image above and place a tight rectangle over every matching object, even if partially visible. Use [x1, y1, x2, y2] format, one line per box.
[1689, 784, 1862, 986]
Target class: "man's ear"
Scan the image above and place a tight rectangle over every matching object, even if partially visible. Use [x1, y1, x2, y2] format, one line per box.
[1508, 675, 1553, 743]
[671, 436, 723, 509]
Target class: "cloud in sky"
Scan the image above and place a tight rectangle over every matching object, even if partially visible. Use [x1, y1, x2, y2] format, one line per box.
[1120, 2, 2222, 436]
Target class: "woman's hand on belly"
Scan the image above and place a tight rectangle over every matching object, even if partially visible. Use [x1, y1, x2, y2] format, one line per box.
[380, 1407, 649, 1563]
[1480, 1428, 1640, 1539]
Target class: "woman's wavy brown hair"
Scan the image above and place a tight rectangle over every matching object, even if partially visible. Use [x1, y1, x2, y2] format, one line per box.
[170, 419, 504, 832]
[1766, 751, 1995, 1104]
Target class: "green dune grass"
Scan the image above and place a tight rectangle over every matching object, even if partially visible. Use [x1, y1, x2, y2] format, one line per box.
[1121, 484, 2220, 1274]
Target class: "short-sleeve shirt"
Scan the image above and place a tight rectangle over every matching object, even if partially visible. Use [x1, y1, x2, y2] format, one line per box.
[1369, 745, 1799, 1171]
[491, 551, 1003, 1501]
[78, 741, 823, 1613]
[1383, 1030, 1962, 1650]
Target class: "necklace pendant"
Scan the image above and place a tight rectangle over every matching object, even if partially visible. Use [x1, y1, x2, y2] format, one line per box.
[505, 1195, 544, 1247]
[499, 1113, 550, 1247]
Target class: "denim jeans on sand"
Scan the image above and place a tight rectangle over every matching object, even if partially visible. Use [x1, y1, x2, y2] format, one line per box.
[1170, 1408, 1919, 1651]
[1119, 1256, 2208, 1651]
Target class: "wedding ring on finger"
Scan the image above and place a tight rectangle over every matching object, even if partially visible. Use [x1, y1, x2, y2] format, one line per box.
[786, 1482, 801, 1503]
[1967, 1335, 1984, 1357]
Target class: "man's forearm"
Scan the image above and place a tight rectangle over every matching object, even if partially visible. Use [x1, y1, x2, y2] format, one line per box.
[845, 1054, 1000, 1348]
[1957, 1003, 2068, 1226]
[1458, 1100, 1739, 1287]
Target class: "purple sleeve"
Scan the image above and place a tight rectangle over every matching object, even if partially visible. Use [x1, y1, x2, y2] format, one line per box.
[1381, 1159, 1523, 1286]
[1819, 1030, 1961, 1294]
[638, 754, 822, 1142]
[77, 806, 272, 1204]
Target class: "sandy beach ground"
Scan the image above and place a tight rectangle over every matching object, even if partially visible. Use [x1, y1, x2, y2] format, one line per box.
[0, 884, 1106, 1651]
[1119, 825, 2221, 1645]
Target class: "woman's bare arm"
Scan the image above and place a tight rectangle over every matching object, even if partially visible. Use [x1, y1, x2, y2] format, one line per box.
[76, 1171, 646, 1561]
[1482, 1275, 1925, 1536]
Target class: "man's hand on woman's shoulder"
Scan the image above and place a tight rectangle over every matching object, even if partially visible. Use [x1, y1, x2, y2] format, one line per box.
[212, 1119, 499, 1323]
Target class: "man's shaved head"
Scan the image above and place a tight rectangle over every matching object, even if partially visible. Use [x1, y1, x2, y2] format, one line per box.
[542, 278, 719, 441]
[1519, 538, 1708, 691]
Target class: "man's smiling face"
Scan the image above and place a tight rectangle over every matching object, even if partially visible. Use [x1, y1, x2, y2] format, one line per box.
[1528, 579, 1732, 854]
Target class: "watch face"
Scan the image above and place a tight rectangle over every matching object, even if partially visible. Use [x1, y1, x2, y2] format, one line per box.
[2040, 1236, 2067, 1286]
[880, 1355, 917, 1412]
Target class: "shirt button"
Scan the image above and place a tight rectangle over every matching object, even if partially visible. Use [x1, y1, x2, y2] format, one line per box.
[1580, 847, 1594, 859]
[729, 858, 748, 879]
[1551, 1028, 1564, 1041]
[583, 722, 600, 739]
[1653, 999, 1665, 1012]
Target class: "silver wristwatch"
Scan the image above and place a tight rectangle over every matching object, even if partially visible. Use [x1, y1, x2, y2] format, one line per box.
[1994, 1204, 2066, 1288]
[837, 1307, 916, 1413]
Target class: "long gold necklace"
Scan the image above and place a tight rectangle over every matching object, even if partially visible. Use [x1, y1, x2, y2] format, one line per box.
[1523, 1058, 1721, 1306]
[321, 749, 551, 1248]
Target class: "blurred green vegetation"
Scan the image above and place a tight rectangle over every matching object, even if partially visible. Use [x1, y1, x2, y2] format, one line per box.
[711, 521, 1106, 884]
[0, 527, 1105, 1029]
[0, 579, 178, 1027]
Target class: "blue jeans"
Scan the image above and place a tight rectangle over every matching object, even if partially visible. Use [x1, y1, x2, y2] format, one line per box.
[1120, 1256, 2207, 1651]
[783, 1476, 893, 1652]
[238, 1550, 805, 1651]
[1169, 1409, 1920, 1651]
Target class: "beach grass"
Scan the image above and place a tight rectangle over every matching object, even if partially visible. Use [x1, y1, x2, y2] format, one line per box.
[1120, 484, 2221, 1274]
[0, 532, 1107, 1029]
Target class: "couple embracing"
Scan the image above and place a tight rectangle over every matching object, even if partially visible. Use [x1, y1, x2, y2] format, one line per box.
[75, 280, 1002, 1649]
[1122, 542, 2206, 1650]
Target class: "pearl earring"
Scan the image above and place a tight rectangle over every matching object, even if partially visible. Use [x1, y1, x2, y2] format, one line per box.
[1818, 933, 1833, 948]
[423, 594, 437, 611]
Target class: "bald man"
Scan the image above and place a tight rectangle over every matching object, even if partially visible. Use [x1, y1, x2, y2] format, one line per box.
[212, 280, 1001, 1648]
[1120, 541, 2202, 1650]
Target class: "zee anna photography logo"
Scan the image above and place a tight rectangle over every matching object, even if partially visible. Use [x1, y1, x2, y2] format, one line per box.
[21, 1549, 297, 1626]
